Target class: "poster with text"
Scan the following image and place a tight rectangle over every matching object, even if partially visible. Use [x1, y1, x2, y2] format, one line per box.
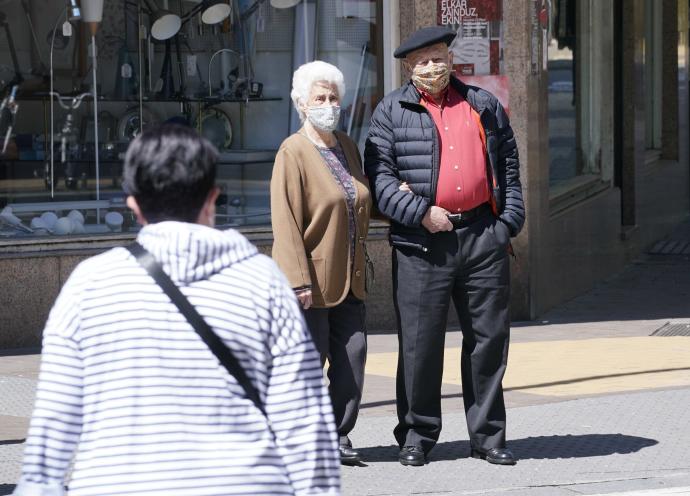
[437, 0, 509, 112]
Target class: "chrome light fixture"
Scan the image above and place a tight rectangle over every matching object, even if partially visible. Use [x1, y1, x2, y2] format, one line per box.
[67, 0, 81, 20]
[199, 0, 232, 24]
[49, 2, 84, 198]
[270, 0, 301, 7]
[80, 0, 104, 209]
[81, 0, 104, 36]
[143, 0, 233, 41]
[150, 8, 181, 40]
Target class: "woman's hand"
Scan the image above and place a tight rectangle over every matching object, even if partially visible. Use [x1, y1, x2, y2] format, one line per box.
[295, 288, 313, 310]
[399, 182, 412, 193]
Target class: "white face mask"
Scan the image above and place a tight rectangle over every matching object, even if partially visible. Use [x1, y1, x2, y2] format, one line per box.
[306, 105, 341, 132]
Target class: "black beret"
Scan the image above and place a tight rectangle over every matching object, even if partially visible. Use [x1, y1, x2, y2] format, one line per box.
[394, 26, 457, 59]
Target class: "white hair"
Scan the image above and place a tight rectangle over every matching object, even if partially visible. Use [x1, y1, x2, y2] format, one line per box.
[290, 61, 346, 122]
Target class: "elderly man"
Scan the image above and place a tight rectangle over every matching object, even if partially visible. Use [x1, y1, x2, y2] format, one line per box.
[365, 26, 525, 467]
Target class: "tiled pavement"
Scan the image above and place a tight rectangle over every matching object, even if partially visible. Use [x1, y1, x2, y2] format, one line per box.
[343, 389, 690, 496]
[345, 219, 690, 494]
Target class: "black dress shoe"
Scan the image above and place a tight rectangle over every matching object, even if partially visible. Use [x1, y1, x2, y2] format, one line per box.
[399, 446, 426, 466]
[339, 445, 361, 465]
[471, 447, 516, 465]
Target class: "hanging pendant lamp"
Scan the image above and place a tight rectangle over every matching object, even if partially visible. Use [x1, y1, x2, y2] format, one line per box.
[81, 0, 104, 36]
[270, 0, 301, 8]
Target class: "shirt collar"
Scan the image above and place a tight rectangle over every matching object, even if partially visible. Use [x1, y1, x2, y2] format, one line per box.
[418, 86, 447, 108]
[417, 84, 461, 109]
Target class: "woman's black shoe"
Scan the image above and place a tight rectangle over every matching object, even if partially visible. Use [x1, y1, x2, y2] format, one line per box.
[339, 445, 361, 465]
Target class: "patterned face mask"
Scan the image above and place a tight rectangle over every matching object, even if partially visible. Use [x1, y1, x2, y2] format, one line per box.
[306, 105, 341, 132]
[411, 61, 451, 94]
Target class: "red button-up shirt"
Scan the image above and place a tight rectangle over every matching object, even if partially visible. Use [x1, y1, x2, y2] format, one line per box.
[420, 85, 490, 213]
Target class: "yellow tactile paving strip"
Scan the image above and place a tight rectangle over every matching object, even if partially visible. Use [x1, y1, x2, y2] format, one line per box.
[365, 337, 690, 397]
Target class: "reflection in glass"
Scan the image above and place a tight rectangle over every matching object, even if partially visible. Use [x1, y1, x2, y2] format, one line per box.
[548, 0, 577, 186]
[0, 0, 382, 237]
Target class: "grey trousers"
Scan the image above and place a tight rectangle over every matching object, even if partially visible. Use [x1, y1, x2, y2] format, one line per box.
[393, 213, 511, 455]
[303, 293, 367, 445]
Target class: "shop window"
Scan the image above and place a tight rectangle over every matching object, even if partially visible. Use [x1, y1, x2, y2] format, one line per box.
[548, 0, 615, 190]
[644, 0, 662, 150]
[0, 0, 382, 240]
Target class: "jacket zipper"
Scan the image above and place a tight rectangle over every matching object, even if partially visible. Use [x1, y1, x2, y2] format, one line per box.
[428, 110, 440, 207]
[421, 106, 438, 253]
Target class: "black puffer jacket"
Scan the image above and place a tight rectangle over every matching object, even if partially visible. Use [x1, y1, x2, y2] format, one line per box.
[364, 76, 525, 252]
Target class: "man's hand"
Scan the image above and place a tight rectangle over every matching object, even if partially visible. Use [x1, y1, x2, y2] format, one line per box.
[295, 288, 313, 310]
[421, 206, 453, 233]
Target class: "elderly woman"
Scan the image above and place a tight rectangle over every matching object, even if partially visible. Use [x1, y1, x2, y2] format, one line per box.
[270, 60, 372, 465]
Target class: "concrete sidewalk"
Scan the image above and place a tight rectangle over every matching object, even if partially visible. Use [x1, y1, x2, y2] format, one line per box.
[1, 221, 689, 495]
[344, 389, 690, 496]
[345, 219, 690, 495]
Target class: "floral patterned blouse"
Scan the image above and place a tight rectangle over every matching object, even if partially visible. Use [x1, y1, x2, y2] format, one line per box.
[316, 142, 357, 269]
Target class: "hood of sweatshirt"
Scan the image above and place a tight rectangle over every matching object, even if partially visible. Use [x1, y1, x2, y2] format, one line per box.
[135, 221, 259, 284]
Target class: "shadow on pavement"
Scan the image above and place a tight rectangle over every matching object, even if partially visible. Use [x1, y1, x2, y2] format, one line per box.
[508, 433, 658, 459]
[358, 433, 658, 463]
[0, 348, 40, 357]
[0, 485, 15, 496]
[0, 439, 24, 446]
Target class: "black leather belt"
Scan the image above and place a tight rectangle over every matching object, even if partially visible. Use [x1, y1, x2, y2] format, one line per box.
[446, 203, 492, 229]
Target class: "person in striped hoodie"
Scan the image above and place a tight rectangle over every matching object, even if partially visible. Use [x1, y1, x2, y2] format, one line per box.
[13, 124, 341, 496]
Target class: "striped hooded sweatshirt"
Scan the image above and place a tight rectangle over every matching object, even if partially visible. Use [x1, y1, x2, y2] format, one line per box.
[13, 221, 340, 496]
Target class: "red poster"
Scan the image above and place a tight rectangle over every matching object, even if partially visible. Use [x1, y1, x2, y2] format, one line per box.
[489, 39, 500, 75]
[456, 63, 475, 76]
[438, 0, 505, 77]
[458, 74, 510, 115]
[437, 0, 502, 24]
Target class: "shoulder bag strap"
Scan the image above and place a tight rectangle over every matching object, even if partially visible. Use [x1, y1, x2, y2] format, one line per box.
[126, 242, 267, 418]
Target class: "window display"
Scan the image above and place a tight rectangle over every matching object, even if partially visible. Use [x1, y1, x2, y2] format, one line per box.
[0, 0, 382, 240]
[547, 0, 615, 188]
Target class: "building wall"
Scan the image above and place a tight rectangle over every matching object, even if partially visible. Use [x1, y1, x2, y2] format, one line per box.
[501, 0, 547, 319]
[399, 0, 689, 320]
[0, 226, 400, 348]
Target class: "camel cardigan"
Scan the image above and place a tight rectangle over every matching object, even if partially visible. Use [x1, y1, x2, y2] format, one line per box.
[270, 129, 372, 307]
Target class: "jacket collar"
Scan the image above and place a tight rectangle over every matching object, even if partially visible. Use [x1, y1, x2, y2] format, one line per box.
[398, 76, 488, 114]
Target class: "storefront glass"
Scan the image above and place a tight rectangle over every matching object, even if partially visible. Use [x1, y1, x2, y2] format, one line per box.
[644, 0, 663, 150]
[0, 0, 382, 239]
[547, 0, 614, 188]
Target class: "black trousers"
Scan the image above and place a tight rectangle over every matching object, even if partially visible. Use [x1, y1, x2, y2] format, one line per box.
[393, 213, 511, 455]
[303, 293, 367, 446]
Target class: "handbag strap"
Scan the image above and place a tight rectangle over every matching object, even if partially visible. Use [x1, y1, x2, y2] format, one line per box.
[127, 242, 266, 418]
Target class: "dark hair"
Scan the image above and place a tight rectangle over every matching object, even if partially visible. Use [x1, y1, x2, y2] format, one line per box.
[122, 124, 218, 223]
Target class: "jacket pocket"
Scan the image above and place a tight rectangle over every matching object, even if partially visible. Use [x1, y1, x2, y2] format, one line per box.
[390, 239, 428, 252]
[389, 228, 430, 252]
[308, 257, 326, 293]
[491, 218, 511, 247]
